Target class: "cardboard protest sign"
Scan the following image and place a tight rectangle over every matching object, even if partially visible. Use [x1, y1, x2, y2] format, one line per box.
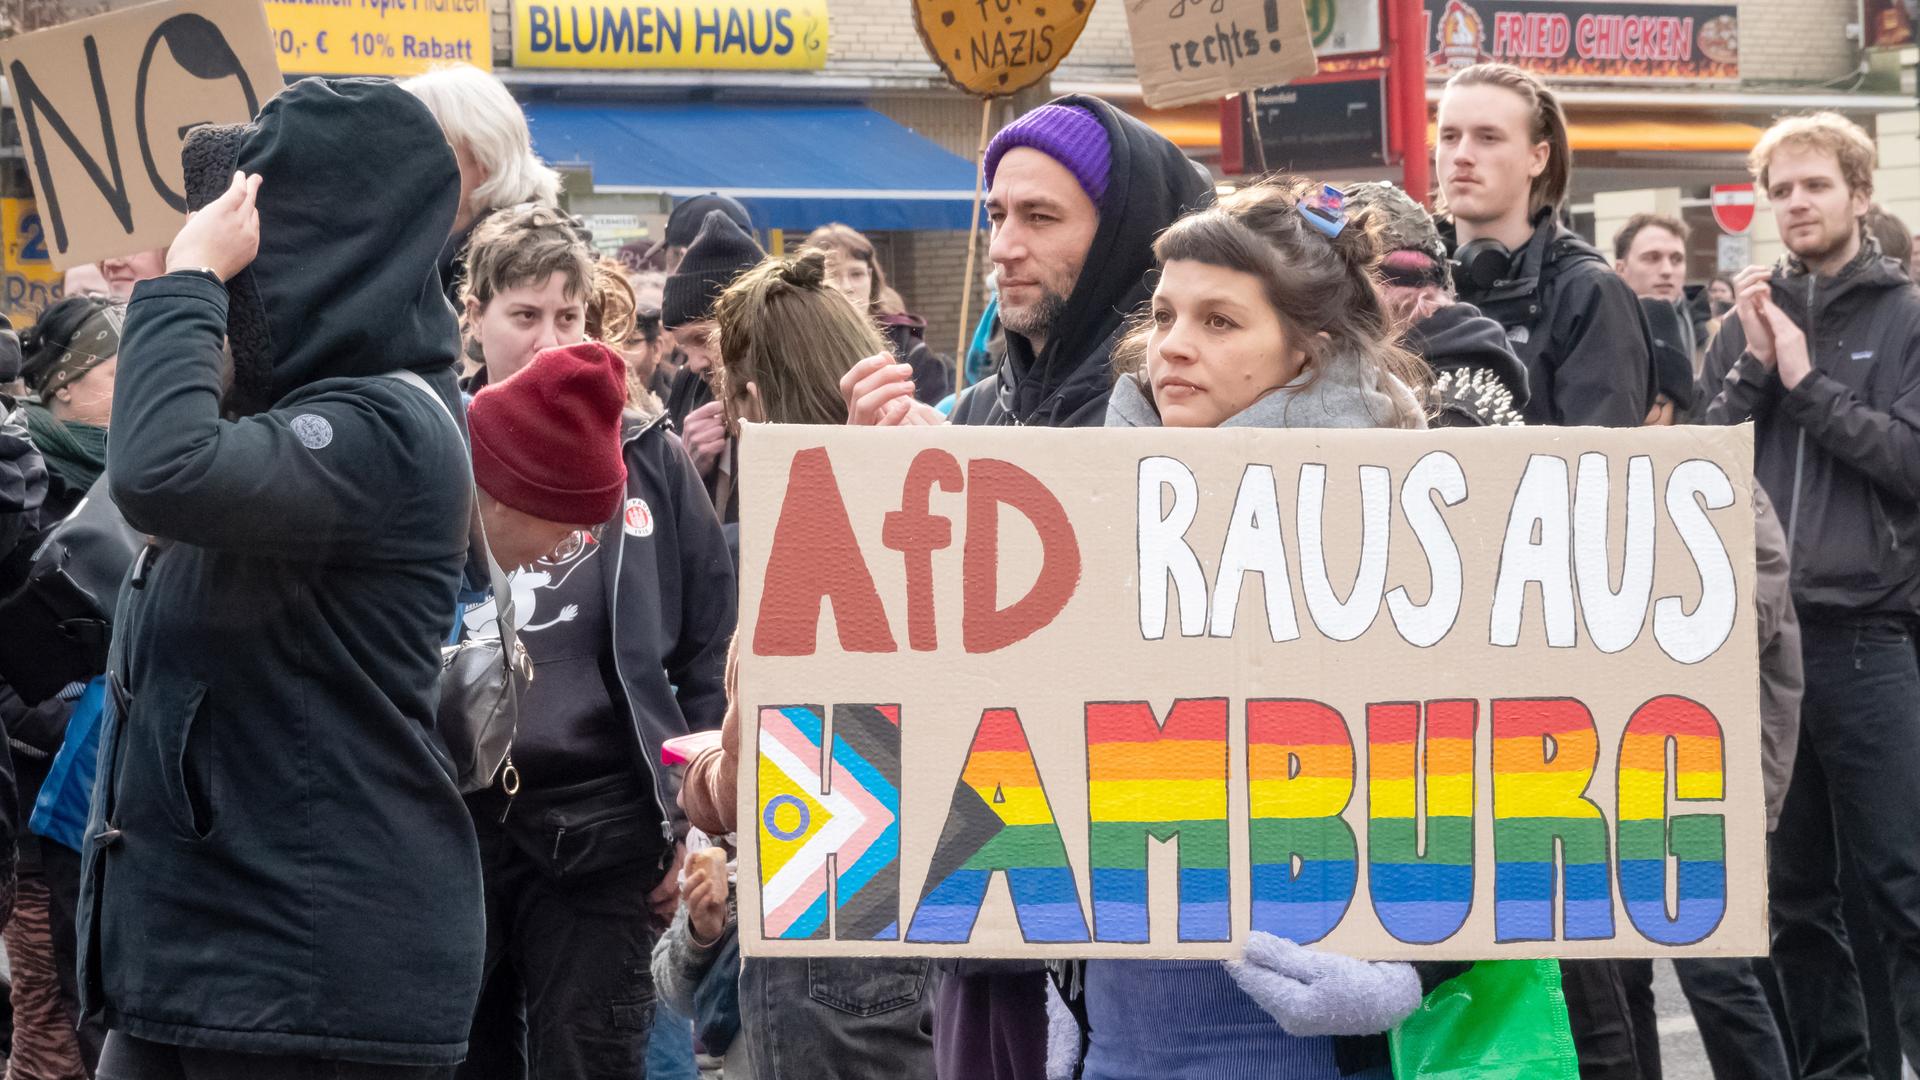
[1126, 0, 1318, 109]
[913, 0, 1094, 96]
[735, 424, 1765, 960]
[0, 0, 282, 271]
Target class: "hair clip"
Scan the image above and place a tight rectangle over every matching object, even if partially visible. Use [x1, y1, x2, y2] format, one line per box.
[1300, 184, 1348, 240]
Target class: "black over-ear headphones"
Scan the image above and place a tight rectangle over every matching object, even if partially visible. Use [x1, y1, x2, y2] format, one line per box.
[1452, 237, 1518, 293]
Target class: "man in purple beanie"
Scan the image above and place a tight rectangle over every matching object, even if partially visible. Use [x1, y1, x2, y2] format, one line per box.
[922, 94, 1214, 1080]
[949, 96, 1213, 428]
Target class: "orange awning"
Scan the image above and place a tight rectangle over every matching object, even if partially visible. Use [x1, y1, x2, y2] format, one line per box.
[1124, 102, 1223, 152]
[1134, 102, 1763, 158]
[1566, 118, 1766, 152]
[1428, 117, 1766, 153]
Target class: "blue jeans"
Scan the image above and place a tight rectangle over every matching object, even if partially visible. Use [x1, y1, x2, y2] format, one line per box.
[1770, 616, 1920, 1080]
[647, 1006, 697, 1080]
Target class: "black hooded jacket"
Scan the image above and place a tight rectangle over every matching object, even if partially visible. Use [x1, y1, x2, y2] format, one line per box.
[1407, 301, 1531, 426]
[935, 96, 1214, 1080]
[1449, 212, 1653, 427]
[1698, 241, 1920, 620]
[83, 79, 481, 1064]
[951, 96, 1214, 429]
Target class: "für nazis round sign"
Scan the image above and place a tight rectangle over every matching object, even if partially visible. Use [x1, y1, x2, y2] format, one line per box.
[913, 0, 1094, 97]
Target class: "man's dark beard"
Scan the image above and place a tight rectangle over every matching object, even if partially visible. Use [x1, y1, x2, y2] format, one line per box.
[1000, 290, 1069, 345]
[1790, 220, 1860, 271]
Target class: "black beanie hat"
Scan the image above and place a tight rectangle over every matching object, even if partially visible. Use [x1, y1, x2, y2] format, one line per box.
[662, 210, 765, 331]
[666, 194, 753, 249]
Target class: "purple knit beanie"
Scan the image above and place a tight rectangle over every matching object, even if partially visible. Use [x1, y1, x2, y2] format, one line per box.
[984, 104, 1112, 208]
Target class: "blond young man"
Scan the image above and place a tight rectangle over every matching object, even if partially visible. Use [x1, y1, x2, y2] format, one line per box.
[1435, 64, 1653, 426]
[1700, 111, 1920, 1079]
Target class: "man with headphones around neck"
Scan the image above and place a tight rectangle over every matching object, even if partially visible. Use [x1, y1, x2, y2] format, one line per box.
[1436, 63, 1654, 428]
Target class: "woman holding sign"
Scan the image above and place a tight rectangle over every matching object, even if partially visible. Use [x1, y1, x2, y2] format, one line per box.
[1066, 179, 1463, 1080]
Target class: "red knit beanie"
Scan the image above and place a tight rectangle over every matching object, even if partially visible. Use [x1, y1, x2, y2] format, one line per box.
[468, 342, 629, 526]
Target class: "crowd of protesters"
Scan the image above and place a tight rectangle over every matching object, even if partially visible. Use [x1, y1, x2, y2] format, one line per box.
[0, 53, 1915, 1080]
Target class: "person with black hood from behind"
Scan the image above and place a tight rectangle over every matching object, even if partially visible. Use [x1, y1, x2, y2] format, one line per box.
[84, 78, 481, 1078]
[661, 209, 766, 527]
[1342, 181, 1528, 427]
[1638, 298, 1698, 425]
[841, 94, 1214, 1080]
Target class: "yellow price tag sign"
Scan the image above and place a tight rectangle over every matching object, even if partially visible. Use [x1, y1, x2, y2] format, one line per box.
[266, 0, 492, 76]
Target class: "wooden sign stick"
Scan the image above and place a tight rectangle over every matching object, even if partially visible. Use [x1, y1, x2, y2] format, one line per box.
[952, 97, 994, 397]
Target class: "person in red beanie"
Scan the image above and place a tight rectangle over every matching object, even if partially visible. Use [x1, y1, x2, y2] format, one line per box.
[469, 341, 629, 570]
[454, 332, 736, 1080]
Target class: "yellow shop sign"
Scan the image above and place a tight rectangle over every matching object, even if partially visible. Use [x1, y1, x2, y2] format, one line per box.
[265, 0, 493, 77]
[513, 0, 828, 69]
[2, 198, 63, 327]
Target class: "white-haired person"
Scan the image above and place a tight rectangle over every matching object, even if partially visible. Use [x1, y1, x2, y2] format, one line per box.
[402, 63, 562, 300]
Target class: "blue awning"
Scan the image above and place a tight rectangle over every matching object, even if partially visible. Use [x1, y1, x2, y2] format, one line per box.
[522, 101, 980, 232]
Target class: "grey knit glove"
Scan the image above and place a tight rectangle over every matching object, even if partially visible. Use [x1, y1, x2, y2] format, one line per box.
[1224, 932, 1423, 1037]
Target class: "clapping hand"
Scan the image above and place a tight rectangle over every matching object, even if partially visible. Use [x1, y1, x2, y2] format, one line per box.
[1732, 265, 1777, 367]
[1759, 295, 1812, 389]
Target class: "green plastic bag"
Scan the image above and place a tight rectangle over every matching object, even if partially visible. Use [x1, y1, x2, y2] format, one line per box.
[1389, 960, 1580, 1080]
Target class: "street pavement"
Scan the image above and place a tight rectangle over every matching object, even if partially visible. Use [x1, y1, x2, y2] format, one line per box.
[1653, 960, 1712, 1080]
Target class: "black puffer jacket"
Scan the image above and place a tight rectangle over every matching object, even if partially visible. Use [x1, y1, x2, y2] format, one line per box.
[82, 79, 481, 1064]
[1698, 241, 1920, 620]
[951, 95, 1214, 429]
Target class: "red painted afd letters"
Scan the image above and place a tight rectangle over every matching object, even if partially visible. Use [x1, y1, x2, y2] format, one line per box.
[753, 447, 1082, 656]
[753, 447, 899, 656]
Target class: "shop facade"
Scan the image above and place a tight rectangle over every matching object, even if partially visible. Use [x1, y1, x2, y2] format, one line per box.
[1058, 0, 1920, 283]
[2, 0, 1912, 332]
